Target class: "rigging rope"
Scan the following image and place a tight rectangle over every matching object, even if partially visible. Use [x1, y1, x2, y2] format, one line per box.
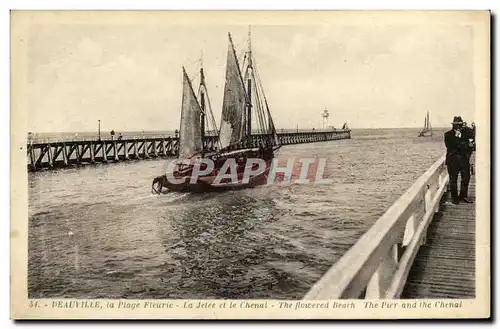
[241, 52, 270, 139]
[252, 56, 279, 145]
[251, 57, 271, 133]
[252, 75, 266, 135]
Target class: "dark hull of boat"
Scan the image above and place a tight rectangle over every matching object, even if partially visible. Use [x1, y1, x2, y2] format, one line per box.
[153, 157, 273, 194]
[163, 172, 269, 193]
[418, 130, 433, 137]
[156, 167, 270, 193]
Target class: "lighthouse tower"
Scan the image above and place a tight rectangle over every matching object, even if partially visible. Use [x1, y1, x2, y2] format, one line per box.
[322, 109, 330, 130]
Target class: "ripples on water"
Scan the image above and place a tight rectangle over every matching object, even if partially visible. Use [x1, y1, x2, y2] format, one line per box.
[28, 128, 446, 299]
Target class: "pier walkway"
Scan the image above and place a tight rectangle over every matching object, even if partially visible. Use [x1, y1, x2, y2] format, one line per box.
[304, 154, 476, 299]
[402, 175, 475, 298]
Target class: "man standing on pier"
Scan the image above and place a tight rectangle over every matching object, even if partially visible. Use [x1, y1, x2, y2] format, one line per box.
[463, 121, 476, 176]
[444, 116, 473, 205]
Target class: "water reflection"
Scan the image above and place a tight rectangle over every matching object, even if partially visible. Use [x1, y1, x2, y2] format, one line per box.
[154, 192, 278, 298]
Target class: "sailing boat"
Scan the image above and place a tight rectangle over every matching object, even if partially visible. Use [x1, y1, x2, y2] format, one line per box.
[152, 30, 280, 193]
[418, 111, 433, 137]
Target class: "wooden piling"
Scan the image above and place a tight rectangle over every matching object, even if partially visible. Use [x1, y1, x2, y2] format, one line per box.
[144, 142, 150, 158]
[74, 144, 81, 165]
[62, 144, 69, 165]
[28, 144, 36, 171]
[113, 142, 119, 162]
[47, 145, 54, 168]
[102, 142, 108, 163]
[134, 141, 139, 159]
[90, 143, 95, 163]
[153, 140, 158, 157]
[124, 141, 129, 160]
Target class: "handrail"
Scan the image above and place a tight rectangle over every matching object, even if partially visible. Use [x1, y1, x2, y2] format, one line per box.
[303, 153, 449, 299]
[26, 129, 350, 145]
[27, 134, 179, 144]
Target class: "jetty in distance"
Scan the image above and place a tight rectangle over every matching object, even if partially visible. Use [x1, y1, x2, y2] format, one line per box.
[26, 128, 351, 172]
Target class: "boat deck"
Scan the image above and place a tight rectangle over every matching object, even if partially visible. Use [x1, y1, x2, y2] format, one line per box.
[402, 175, 476, 298]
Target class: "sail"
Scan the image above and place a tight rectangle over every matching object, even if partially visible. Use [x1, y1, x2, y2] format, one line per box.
[418, 111, 432, 137]
[427, 112, 432, 134]
[219, 34, 248, 149]
[264, 98, 280, 147]
[178, 67, 204, 160]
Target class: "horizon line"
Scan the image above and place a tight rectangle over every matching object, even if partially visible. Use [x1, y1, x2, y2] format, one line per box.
[27, 126, 454, 134]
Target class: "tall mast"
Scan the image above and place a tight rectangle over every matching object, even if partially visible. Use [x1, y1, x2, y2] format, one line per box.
[200, 68, 206, 141]
[428, 111, 432, 135]
[199, 51, 206, 156]
[246, 26, 253, 137]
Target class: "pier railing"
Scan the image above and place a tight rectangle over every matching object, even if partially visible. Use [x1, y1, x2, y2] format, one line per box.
[27, 132, 219, 144]
[303, 153, 449, 299]
[27, 129, 344, 144]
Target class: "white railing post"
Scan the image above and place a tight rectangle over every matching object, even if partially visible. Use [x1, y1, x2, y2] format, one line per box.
[402, 214, 417, 247]
[424, 185, 433, 213]
[366, 244, 399, 298]
[438, 169, 449, 204]
[421, 186, 433, 246]
[436, 173, 443, 213]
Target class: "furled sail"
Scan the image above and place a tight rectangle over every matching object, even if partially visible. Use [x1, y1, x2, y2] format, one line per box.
[218, 33, 248, 149]
[178, 67, 204, 160]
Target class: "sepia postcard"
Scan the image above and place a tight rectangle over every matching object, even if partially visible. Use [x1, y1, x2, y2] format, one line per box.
[10, 10, 490, 319]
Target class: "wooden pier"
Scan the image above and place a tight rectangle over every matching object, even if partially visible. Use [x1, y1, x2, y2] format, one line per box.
[303, 154, 476, 300]
[402, 176, 475, 298]
[26, 130, 351, 172]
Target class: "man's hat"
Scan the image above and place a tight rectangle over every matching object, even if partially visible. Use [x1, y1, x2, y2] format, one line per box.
[452, 116, 464, 124]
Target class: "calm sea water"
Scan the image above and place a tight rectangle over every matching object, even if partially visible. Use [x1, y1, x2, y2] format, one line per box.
[28, 128, 446, 299]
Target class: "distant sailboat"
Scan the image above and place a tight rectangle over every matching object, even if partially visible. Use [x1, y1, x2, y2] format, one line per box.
[418, 111, 433, 137]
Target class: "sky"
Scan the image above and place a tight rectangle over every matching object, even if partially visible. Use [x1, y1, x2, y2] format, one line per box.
[24, 12, 477, 133]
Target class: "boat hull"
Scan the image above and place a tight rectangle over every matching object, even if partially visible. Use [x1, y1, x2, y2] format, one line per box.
[418, 130, 433, 137]
[153, 159, 273, 194]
